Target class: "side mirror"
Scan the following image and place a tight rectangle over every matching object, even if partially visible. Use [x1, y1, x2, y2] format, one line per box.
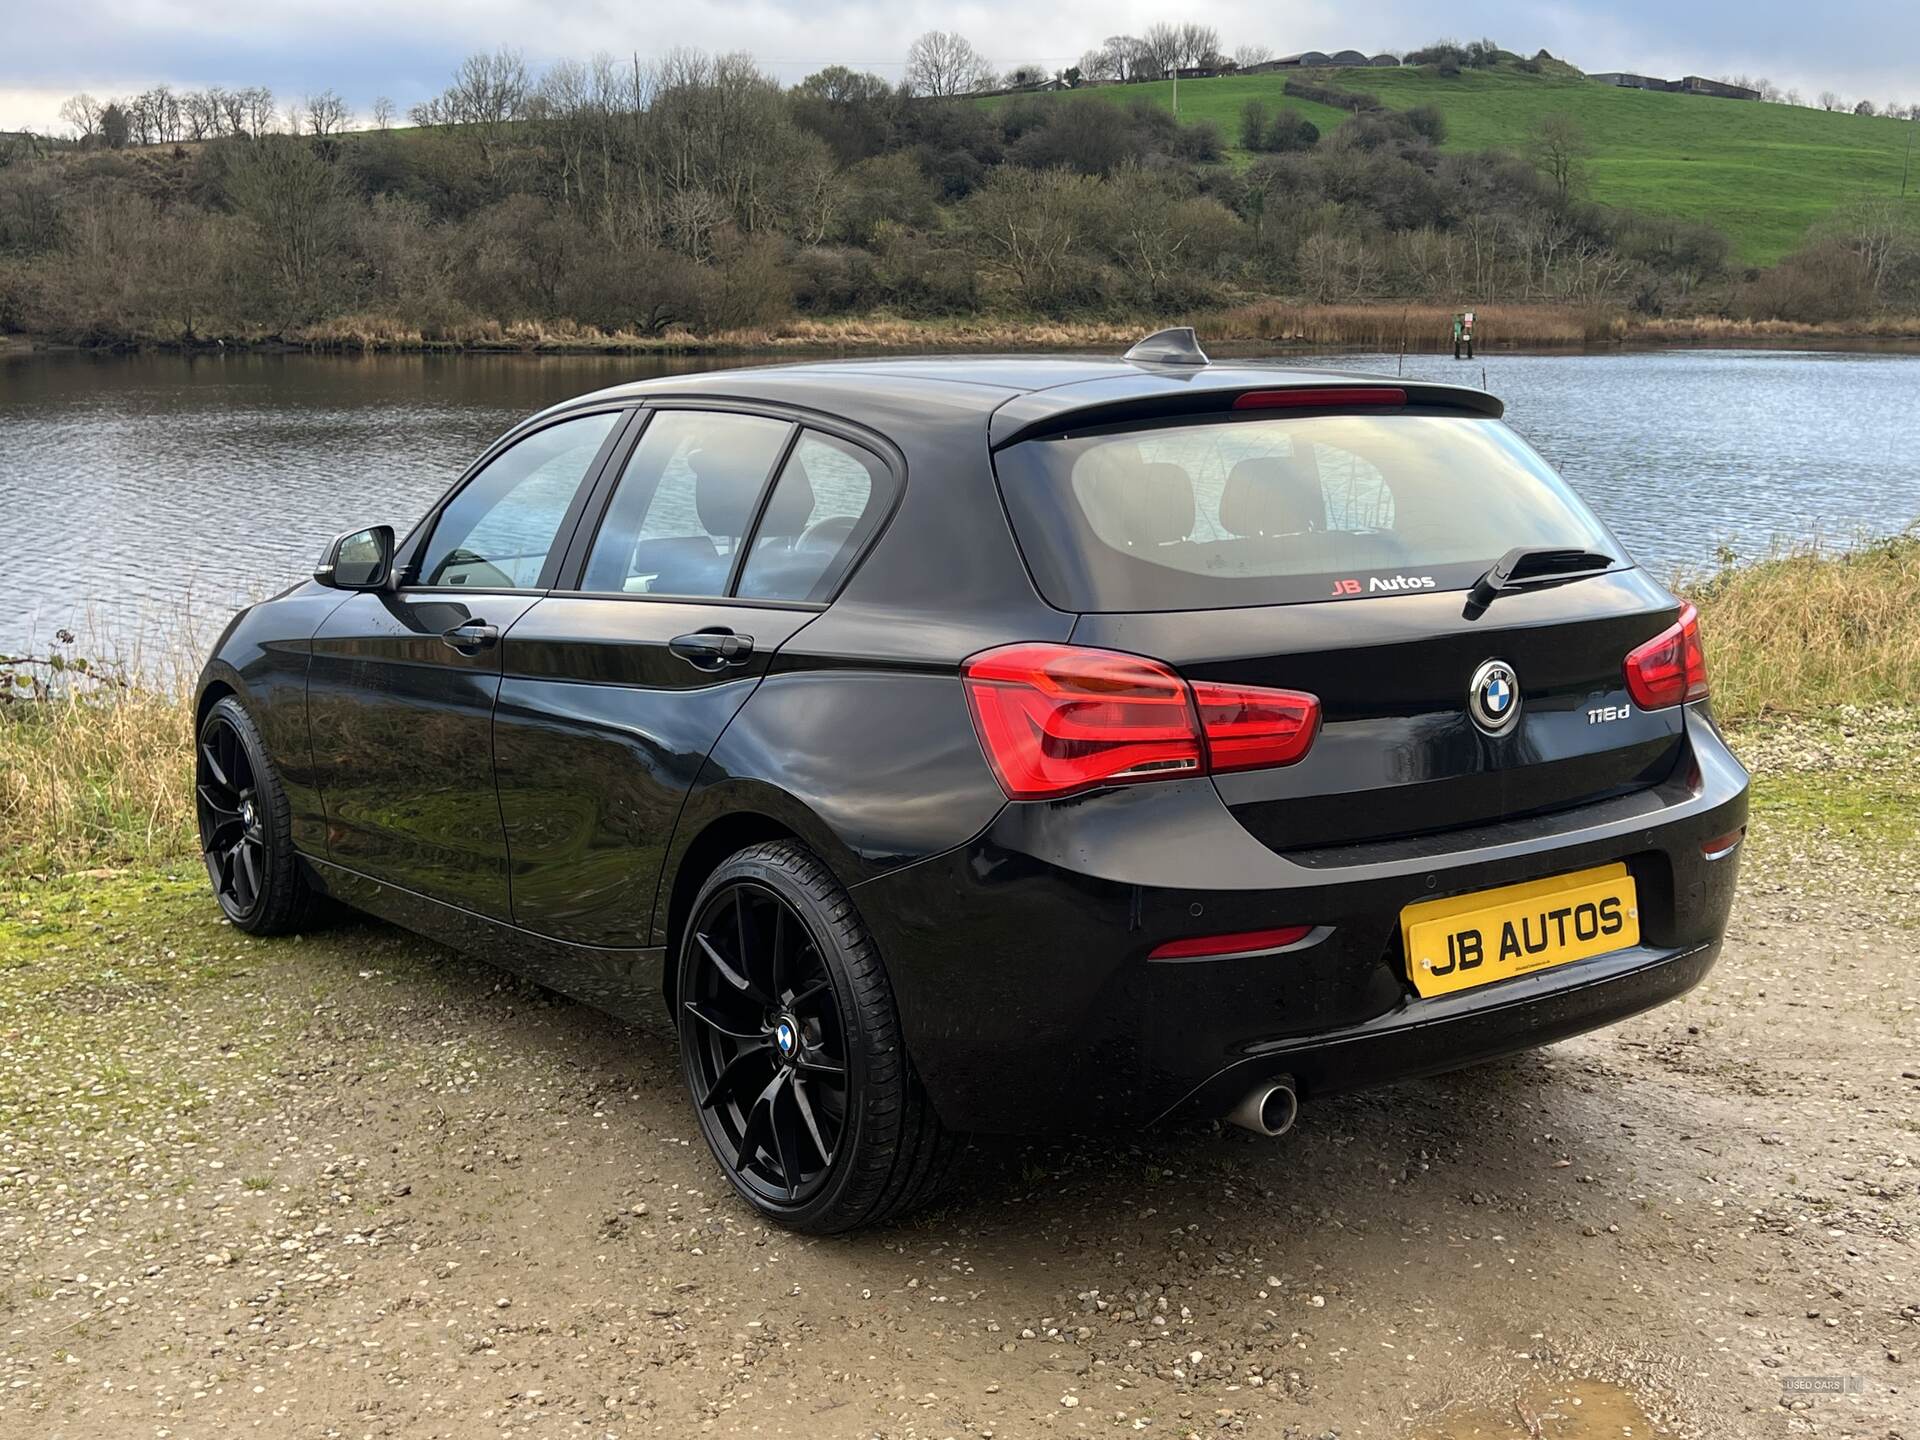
[315, 525, 395, 590]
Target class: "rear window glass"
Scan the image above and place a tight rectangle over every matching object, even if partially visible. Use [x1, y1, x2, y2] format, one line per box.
[994, 414, 1619, 612]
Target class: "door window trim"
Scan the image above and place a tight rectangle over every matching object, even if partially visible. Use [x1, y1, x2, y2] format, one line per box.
[553, 398, 906, 609]
[391, 405, 640, 597]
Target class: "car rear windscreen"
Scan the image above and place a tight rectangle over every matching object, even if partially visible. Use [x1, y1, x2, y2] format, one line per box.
[993, 412, 1622, 612]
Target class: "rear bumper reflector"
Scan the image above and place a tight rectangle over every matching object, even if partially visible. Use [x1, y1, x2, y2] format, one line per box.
[1149, 924, 1314, 960]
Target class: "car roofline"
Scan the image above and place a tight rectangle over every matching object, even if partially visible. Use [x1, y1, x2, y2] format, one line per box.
[515, 356, 1504, 438]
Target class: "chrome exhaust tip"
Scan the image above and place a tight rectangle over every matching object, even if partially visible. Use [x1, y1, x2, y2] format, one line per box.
[1227, 1076, 1298, 1137]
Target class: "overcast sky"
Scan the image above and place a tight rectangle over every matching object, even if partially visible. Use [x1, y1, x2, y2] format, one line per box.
[5, 0, 1916, 133]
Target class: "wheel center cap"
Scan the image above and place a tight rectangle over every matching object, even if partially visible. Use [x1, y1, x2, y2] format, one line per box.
[241, 801, 254, 825]
[772, 1015, 799, 1061]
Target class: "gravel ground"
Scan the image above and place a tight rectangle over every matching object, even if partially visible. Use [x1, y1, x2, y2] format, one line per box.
[2, 739, 1915, 1439]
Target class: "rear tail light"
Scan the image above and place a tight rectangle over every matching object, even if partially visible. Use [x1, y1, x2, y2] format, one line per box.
[1624, 603, 1709, 709]
[961, 643, 1320, 801]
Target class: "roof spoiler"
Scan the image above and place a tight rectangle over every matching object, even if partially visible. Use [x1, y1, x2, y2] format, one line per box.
[989, 379, 1503, 448]
[1123, 327, 1210, 366]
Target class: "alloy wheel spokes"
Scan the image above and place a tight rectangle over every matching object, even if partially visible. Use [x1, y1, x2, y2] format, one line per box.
[699, 1037, 773, 1113]
[791, 1075, 835, 1169]
[684, 998, 770, 1044]
[684, 880, 851, 1206]
[196, 716, 267, 917]
[696, 930, 762, 1002]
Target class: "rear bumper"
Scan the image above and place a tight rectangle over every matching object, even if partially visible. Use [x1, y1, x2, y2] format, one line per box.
[851, 705, 1747, 1134]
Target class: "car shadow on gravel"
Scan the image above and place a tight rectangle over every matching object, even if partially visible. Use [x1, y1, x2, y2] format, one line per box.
[320, 909, 1587, 1241]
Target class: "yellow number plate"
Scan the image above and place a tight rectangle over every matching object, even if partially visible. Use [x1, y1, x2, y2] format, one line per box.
[1400, 863, 1639, 999]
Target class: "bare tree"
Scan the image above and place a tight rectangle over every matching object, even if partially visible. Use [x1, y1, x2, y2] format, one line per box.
[1076, 45, 1117, 83]
[1100, 35, 1152, 82]
[238, 87, 277, 138]
[304, 90, 352, 136]
[371, 96, 395, 130]
[905, 31, 993, 97]
[1233, 44, 1274, 69]
[181, 89, 223, 139]
[59, 93, 104, 143]
[447, 49, 531, 127]
[1819, 90, 1843, 112]
[417, 49, 533, 172]
[222, 135, 344, 307]
[126, 87, 182, 145]
[1526, 113, 1591, 203]
[1139, 23, 1182, 80]
[1175, 22, 1222, 69]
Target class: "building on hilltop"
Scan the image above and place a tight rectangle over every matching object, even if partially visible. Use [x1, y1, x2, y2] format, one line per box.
[1679, 75, 1760, 100]
[1256, 49, 1399, 71]
[1590, 72, 1670, 90]
[1590, 71, 1759, 100]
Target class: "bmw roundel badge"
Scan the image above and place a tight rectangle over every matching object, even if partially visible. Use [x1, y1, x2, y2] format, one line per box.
[1468, 659, 1521, 734]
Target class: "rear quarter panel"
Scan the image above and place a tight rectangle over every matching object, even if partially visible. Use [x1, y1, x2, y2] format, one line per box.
[652, 393, 1072, 947]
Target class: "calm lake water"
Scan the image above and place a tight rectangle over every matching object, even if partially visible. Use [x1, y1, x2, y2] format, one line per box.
[3, 347, 1917, 660]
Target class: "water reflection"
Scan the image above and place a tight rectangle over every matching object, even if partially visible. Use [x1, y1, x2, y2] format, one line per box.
[2, 346, 1916, 657]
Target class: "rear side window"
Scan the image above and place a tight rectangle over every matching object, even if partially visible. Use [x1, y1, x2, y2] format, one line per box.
[581, 411, 792, 597]
[995, 414, 1618, 612]
[736, 433, 893, 603]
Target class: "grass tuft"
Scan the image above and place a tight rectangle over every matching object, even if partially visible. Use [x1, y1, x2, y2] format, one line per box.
[1683, 529, 1920, 722]
[0, 641, 197, 877]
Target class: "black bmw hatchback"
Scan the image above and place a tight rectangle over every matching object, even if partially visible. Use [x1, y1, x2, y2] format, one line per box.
[195, 333, 1748, 1232]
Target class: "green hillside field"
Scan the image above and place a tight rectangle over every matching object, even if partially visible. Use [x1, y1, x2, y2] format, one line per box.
[1000, 67, 1920, 266]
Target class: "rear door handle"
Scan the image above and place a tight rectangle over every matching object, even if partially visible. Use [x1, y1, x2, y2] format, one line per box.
[669, 628, 755, 670]
[440, 620, 500, 654]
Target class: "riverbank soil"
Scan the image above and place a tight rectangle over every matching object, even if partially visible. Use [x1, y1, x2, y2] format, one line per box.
[2, 723, 1914, 1439]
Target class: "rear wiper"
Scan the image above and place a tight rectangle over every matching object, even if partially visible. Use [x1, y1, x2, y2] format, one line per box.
[1467, 545, 1617, 611]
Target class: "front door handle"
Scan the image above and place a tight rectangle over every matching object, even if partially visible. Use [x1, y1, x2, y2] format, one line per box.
[669, 628, 755, 670]
[441, 620, 500, 654]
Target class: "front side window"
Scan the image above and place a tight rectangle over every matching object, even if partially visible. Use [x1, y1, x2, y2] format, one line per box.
[416, 412, 619, 589]
[581, 411, 793, 597]
[996, 413, 1619, 612]
[736, 433, 892, 603]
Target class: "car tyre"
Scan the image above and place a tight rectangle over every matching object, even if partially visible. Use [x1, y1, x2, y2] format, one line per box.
[676, 840, 962, 1233]
[195, 694, 318, 936]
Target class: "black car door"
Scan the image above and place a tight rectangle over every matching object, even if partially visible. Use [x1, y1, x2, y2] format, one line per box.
[493, 408, 898, 948]
[306, 408, 628, 917]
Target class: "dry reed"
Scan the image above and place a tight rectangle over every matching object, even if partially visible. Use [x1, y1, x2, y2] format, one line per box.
[1683, 530, 1920, 721]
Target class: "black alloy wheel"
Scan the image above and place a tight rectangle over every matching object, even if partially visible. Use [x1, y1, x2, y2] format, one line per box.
[197, 710, 268, 920]
[194, 695, 315, 935]
[675, 841, 962, 1232]
[681, 879, 849, 1206]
